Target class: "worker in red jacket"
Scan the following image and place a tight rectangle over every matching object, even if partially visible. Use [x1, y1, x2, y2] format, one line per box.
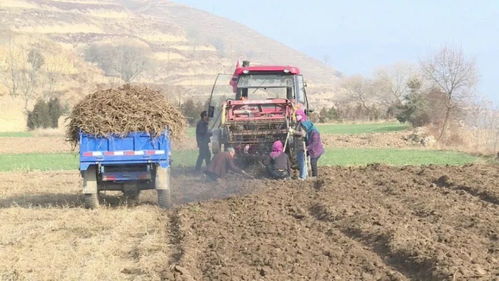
[205, 147, 247, 181]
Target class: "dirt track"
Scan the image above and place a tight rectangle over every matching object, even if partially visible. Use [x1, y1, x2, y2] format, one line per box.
[0, 164, 497, 280]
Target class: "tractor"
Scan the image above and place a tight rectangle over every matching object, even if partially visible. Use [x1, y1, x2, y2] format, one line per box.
[207, 61, 310, 163]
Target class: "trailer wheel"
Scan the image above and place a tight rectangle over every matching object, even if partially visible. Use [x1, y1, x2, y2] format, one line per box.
[83, 166, 99, 209]
[84, 193, 99, 209]
[156, 166, 171, 209]
[157, 189, 171, 209]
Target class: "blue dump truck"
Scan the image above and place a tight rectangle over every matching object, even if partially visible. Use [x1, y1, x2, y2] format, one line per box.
[79, 131, 171, 209]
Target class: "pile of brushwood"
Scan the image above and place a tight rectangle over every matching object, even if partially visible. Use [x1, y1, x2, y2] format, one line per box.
[66, 84, 185, 144]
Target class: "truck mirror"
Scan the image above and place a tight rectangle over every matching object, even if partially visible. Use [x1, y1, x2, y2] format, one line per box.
[208, 106, 215, 118]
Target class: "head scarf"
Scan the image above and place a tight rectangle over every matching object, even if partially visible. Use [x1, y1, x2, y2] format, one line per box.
[295, 109, 308, 122]
[301, 120, 318, 140]
[270, 140, 284, 159]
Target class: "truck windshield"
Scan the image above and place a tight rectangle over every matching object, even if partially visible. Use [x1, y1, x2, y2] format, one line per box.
[238, 74, 294, 88]
[237, 74, 294, 100]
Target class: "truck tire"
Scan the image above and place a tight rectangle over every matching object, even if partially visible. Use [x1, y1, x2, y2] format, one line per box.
[84, 193, 99, 209]
[157, 189, 171, 209]
[156, 166, 171, 209]
[83, 166, 99, 209]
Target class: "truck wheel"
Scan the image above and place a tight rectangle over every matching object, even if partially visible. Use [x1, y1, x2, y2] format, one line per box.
[84, 193, 99, 209]
[156, 166, 171, 209]
[83, 166, 99, 209]
[157, 189, 171, 209]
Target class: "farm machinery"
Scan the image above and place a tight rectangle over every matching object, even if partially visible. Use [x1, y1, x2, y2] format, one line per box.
[208, 61, 310, 160]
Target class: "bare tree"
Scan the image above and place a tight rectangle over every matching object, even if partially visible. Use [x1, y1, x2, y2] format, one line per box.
[16, 48, 45, 113]
[421, 47, 477, 140]
[372, 63, 416, 106]
[6, 36, 21, 97]
[85, 43, 151, 83]
[115, 44, 150, 82]
[341, 75, 371, 111]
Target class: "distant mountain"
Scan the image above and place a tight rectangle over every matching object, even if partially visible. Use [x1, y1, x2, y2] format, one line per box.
[0, 0, 340, 106]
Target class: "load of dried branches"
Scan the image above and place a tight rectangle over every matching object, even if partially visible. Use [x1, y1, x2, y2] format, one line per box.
[66, 84, 185, 143]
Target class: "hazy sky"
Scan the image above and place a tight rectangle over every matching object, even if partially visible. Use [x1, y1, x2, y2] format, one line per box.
[173, 0, 499, 105]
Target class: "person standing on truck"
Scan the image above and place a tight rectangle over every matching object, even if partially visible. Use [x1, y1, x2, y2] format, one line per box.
[263, 140, 291, 179]
[204, 147, 248, 181]
[195, 111, 212, 171]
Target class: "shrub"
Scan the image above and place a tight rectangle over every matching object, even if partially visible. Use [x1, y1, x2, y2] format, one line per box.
[27, 98, 65, 130]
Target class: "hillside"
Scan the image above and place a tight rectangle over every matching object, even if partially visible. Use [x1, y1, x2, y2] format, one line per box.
[0, 0, 340, 131]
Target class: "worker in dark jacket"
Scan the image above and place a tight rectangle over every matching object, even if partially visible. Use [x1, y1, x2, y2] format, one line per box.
[195, 111, 212, 171]
[264, 140, 291, 179]
[205, 147, 246, 180]
[293, 109, 308, 179]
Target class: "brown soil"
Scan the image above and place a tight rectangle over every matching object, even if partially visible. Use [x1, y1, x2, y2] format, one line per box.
[170, 164, 498, 281]
[0, 164, 497, 281]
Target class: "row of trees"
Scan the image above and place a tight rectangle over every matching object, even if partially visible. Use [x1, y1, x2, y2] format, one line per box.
[318, 47, 480, 142]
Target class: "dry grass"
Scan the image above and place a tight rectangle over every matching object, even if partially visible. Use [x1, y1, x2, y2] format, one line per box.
[425, 124, 498, 156]
[13, 24, 104, 34]
[0, 171, 170, 281]
[140, 33, 187, 43]
[0, 136, 72, 154]
[0, 0, 38, 9]
[0, 96, 26, 132]
[31, 127, 65, 137]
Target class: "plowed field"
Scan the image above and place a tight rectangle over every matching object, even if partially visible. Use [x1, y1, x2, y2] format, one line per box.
[0, 164, 497, 281]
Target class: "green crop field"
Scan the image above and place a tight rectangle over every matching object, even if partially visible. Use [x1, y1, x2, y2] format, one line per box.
[0, 132, 33, 137]
[319, 148, 479, 166]
[0, 153, 78, 171]
[186, 127, 196, 137]
[0, 148, 481, 172]
[317, 122, 409, 135]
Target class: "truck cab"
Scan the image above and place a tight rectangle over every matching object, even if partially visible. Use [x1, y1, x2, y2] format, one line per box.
[230, 63, 308, 109]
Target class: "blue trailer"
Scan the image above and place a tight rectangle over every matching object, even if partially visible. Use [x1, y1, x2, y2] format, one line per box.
[79, 131, 171, 209]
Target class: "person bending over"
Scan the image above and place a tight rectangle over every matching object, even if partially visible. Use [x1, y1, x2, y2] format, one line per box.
[205, 147, 247, 181]
[263, 140, 291, 180]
